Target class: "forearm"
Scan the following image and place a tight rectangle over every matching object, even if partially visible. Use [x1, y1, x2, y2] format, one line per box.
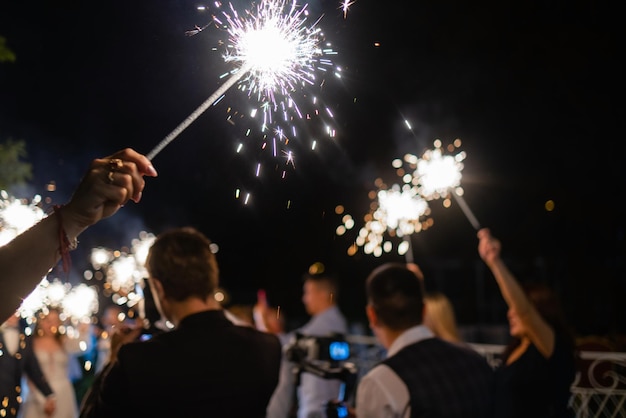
[0, 212, 84, 321]
[488, 258, 531, 315]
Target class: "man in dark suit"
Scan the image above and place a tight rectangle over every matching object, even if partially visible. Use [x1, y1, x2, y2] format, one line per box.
[354, 262, 495, 418]
[0, 313, 56, 417]
[79, 227, 282, 418]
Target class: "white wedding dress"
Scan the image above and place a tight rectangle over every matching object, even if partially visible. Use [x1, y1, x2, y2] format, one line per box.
[20, 342, 82, 418]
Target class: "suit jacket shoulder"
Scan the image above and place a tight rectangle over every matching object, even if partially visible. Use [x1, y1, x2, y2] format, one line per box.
[81, 310, 282, 418]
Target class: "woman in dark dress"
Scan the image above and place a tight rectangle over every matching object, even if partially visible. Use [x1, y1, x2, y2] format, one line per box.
[477, 228, 576, 418]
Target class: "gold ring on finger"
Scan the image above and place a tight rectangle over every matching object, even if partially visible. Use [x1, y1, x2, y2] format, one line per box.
[109, 158, 124, 171]
[107, 171, 115, 184]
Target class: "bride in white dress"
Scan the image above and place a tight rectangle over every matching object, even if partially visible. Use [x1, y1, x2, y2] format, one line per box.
[21, 307, 90, 418]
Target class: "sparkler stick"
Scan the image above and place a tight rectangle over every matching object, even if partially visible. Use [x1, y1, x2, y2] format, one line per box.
[147, 66, 250, 160]
[452, 192, 481, 230]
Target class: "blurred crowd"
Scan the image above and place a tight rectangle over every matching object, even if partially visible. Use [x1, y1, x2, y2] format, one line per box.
[0, 148, 606, 418]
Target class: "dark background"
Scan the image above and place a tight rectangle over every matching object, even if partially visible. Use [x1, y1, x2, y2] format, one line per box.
[1, 0, 624, 340]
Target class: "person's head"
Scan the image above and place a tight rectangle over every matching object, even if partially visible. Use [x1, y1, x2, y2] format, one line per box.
[502, 281, 575, 360]
[145, 227, 220, 321]
[406, 262, 424, 281]
[34, 306, 64, 339]
[508, 282, 569, 339]
[301, 273, 339, 316]
[423, 291, 461, 343]
[365, 262, 425, 344]
[101, 305, 125, 330]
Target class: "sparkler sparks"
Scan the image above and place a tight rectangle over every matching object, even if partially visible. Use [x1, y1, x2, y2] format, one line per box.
[18, 278, 99, 324]
[339, 0, 356, 19]
[0, 191, 44, 246]
[337, 180, 433, 260]
[398, 138, 481, 230]
[147, 0, 338, 173]
[336, 138, 480, 260]
[0, 192, 99, 321]
[87, 231, 156, 307]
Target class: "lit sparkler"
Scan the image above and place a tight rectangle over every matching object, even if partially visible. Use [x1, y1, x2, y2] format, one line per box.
[399, 138, 481, 230]
[0, 191, 45, 246]
[18, 278, 97, 324]
[0, 192, 98, 323]
[337, 180, 433, 261]
[340, 0, 356, 19]
[147, 0, 338, 166]
[87, 231, 156, 308]
[18, 278, 67, 319]
[63, 283, 99, 323]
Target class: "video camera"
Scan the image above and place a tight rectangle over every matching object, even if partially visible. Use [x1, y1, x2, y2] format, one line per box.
[285, 332, 357, 418]
[285, 332, 351, 365]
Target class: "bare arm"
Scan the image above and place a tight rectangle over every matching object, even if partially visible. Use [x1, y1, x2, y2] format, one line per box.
[0, 148, 157, 321]
[477, 228, 555, 358]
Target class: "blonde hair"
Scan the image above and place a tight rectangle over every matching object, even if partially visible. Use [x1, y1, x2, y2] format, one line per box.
[423, 291, 461, 343]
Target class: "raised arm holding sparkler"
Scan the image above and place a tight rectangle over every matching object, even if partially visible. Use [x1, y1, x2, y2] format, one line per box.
[0, 148, 157, 322]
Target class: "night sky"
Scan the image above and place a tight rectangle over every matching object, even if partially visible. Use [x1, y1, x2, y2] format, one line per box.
[1, 0, 624, 337]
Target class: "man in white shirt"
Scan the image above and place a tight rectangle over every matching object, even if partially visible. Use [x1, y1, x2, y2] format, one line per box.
[355, 262, 495, 418]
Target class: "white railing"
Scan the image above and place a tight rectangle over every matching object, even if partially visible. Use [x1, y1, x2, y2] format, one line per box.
[569, 350, 626, 418]
[345, 336, 626, 418]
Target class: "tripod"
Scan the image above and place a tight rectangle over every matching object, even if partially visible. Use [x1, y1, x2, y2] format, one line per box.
[292, 359, 358, 418]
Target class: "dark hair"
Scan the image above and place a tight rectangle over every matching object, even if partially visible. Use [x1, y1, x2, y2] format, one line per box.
[146, 227, 219, 302]
[365, 262, 425, 331]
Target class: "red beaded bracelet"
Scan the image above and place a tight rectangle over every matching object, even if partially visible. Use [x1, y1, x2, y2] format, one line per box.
[52, 205, 78, 274]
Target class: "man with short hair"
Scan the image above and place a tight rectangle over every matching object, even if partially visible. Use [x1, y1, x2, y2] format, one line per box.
[267, 271, 349, 418]
[355, 262, 495, 418]
[80, 227, 282, 418]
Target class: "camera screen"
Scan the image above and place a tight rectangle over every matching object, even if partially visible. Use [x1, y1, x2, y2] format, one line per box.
[336, 405, 348, 418]
[328, 341, 350, 361]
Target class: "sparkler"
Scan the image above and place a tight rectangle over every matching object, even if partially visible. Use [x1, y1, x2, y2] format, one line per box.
[147, 0, 337, 163]
[340, 0, 356, 19]
[87, 231, 156, 308]
[400, 139, 481, 230]
[0, 191, 45, 246]
[337, 180, 433, 261]
[18, 278, 98, 324]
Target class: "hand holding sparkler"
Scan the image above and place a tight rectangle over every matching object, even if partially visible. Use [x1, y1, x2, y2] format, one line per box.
[0, 148, 156, 322]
